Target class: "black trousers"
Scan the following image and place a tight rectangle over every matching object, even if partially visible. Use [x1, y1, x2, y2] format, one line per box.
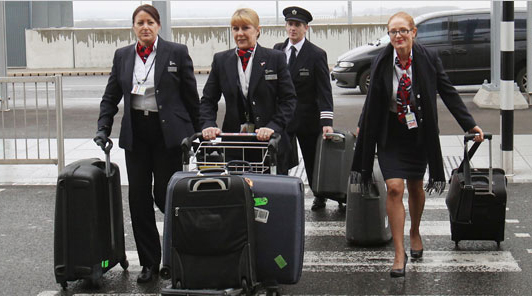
[125, 110, 182, 267]
[290, 131, 320, 188]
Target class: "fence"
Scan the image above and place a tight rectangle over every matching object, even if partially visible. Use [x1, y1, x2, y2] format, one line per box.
[0, 75, 64, 172]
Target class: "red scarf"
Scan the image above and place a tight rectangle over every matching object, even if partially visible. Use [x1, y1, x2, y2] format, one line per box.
[237, 47, 254, 71]
[395, 56, 412, 124]
[136, 42, 155, 63]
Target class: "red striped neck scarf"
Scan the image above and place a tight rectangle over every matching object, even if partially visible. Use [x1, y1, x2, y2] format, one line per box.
[237, 47, 254, 71]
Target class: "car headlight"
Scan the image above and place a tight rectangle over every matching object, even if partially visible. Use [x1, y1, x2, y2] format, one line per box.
[338, 61, 355, 68]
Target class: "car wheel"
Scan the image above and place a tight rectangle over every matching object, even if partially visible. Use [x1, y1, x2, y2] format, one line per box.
[358, 68, 371, 94]
[516, 67, 527, 92]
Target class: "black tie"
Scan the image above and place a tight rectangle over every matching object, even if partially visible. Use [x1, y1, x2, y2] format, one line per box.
[289, 46, 297, 69]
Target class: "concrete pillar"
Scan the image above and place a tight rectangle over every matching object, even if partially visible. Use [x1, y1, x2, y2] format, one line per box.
[153, 1, 171, 41]
[347, 0, 352, 25]
[500, 1, 514, 176]
[0, 1, 8, 111]
[276, 0, 279, 25]
[527, 2, 532, 96]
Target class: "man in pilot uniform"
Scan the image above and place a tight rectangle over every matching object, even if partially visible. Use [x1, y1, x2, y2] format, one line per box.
[274, 6, 335, 210]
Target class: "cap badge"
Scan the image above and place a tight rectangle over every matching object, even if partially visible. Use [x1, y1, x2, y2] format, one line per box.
[292, 9, 297, 15]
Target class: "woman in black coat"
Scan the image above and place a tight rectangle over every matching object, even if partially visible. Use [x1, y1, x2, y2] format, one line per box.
[94, 4, 200, 283]
[200, 8, 297, 174]
[353, 11, 483, 277]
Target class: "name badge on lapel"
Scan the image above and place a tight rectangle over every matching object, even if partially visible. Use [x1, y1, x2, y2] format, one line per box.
[168, 66, 177, 72]
[131, 84, 147, 95]
[299, 68, 310, 77]
[265, 73, 278, 81]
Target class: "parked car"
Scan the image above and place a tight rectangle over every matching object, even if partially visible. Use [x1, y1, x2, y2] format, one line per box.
[331, 9, 528, 94]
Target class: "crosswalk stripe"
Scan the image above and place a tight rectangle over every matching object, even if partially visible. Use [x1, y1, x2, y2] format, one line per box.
[303, 251, 521, 273]
[122, 250, 520, 274]
[302, 197, 448, 210]
[156, 220, 451, 238]
[305, 221, 450, 237]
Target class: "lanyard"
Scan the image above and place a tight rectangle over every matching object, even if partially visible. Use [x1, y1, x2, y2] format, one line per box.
[134, 56, 156, 85]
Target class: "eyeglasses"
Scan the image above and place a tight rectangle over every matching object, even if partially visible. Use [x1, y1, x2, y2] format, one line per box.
[387, 29, 413, 36]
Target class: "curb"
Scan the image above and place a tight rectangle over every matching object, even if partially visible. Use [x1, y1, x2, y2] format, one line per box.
[7, 68, 212, 77]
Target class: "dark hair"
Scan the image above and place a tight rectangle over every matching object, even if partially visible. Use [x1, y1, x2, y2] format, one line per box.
[132, 4, 161, 25]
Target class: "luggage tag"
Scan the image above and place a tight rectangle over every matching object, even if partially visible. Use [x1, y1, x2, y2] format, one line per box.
[405, 106, 418, 129]
[254, 207, 269, 223]
[131, 84, 147, 95]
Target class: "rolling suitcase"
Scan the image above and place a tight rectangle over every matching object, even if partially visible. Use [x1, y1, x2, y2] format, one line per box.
[346, 155, 391, 245]
[311, 131, 356, 203]
[161, 169, 257, 295]
[446, 133, 507, 247]
[54, 139, 128, 289]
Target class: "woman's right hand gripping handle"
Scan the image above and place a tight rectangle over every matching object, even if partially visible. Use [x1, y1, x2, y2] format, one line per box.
[202, 127, 222, 140]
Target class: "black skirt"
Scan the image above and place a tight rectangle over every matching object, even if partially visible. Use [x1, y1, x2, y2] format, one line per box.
[377, 112, 427, 180]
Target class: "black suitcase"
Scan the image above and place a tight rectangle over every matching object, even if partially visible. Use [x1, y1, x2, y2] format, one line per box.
[446, 133, 507, 247]
[311, 131, 356, 203]
[162, 171, 257, 295]
[54, 139, 128, 289]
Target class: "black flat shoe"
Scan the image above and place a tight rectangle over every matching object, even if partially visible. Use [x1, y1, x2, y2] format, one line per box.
[311, 197, 327, 211]
[390, 253, 408, 278]
[137, 265, 159, 283]
[410, 248, 423, 259]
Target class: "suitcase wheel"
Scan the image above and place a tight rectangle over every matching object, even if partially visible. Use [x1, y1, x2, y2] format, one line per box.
[89, 277, 103, 288]
[454, 241, 459, 248]
[266, 287, 280, 296]
[60, 281, 67, 290]
[497, 241, 501, 249]
[120, 259, 129, 270]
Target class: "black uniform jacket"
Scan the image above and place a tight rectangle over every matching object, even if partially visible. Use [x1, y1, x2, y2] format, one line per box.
[97, 37, 200, 151]
[353, 42, 476, 184]
[274, 39, 333, 133]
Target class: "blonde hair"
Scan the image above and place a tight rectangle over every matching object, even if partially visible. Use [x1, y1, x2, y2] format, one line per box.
[388, 11, 416, 30]
[231, 8, 260, 28]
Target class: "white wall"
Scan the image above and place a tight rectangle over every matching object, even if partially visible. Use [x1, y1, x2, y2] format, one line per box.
[25, 24, 387, 69]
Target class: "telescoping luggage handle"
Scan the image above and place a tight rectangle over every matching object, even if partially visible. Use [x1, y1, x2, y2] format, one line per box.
[460, 133, 493, 194]
[180, 132, 280, 174]
[99, 138, 116, 251]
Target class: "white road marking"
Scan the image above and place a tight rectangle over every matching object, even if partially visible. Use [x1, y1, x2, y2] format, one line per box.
[303, 251, 521, 273]
[505, 219, 520, 223]
[305, 221, 451, 237]
[303, 197, 448, 210]
[514, 233, 531, 238]
[0, 188, 4, 193]
[122, 250, 520, 274]
[527, 249, 532, 254]
[36, 292, 59, 296]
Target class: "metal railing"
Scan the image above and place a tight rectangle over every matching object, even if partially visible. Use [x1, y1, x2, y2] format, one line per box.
[0, 75, 64, 172]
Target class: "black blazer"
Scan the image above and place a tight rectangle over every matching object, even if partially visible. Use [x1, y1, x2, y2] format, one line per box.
[354, 42, 476, 183]
[97, 37, 200, 151]
[274, 39, 333, 133]
[200, 43, 296, 133]
[200, 44, 297, 172]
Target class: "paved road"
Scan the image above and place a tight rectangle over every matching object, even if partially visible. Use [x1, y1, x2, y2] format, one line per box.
[2, 75, 532, 295]
[1, 183, 532, 295]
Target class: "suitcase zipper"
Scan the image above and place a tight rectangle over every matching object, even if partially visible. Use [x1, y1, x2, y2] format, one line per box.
[174, 204, 244, 217]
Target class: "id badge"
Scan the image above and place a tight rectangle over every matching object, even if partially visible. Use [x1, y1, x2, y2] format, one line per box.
[405, 112, 418, 129]
[131, 85, 147, 95]
[240, 122, 255, 133]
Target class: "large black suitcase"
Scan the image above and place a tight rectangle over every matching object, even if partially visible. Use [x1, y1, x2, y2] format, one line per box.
[162, 171, 257, 294]
[54, 139, 128, 289]
[346, 155, 391, 245]
[446, 133, 507, 247]
[311, 131, 356, 203]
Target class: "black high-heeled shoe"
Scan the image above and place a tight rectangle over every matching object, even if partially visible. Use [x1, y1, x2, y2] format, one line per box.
[410, 248, 423, 259]
[390, 253, 408, 278]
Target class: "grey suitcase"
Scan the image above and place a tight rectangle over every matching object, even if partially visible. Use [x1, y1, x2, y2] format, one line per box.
[311, 131, 356, 203]
[346, 155, 391, 245]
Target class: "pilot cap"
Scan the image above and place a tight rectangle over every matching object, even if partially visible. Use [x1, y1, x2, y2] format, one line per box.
[283, 6, 313, 24]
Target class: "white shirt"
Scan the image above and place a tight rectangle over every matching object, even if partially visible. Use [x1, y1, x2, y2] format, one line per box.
[131, 37, 158, 112]
[390, 49, 414, 112]
[235, 47, 257, 98]
[284, 38, 305, 65]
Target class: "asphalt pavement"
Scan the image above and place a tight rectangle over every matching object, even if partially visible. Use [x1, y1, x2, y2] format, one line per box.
[1, 75, 532, 295]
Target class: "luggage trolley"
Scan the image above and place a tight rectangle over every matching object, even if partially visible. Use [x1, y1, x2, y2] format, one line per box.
[161, 132, 284, 296]
[181, 132, 280, 175]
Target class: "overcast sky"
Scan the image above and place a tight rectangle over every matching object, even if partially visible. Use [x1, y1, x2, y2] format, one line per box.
[73, 1, 530, 20]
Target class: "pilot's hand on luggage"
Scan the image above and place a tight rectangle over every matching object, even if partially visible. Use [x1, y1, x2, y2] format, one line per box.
[255, 127, 274, 141]
[322, 126, 334, 139]
[468, 126, 484, 142]
[93, 130, 109, 148]
[202, 127, 221, 140]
